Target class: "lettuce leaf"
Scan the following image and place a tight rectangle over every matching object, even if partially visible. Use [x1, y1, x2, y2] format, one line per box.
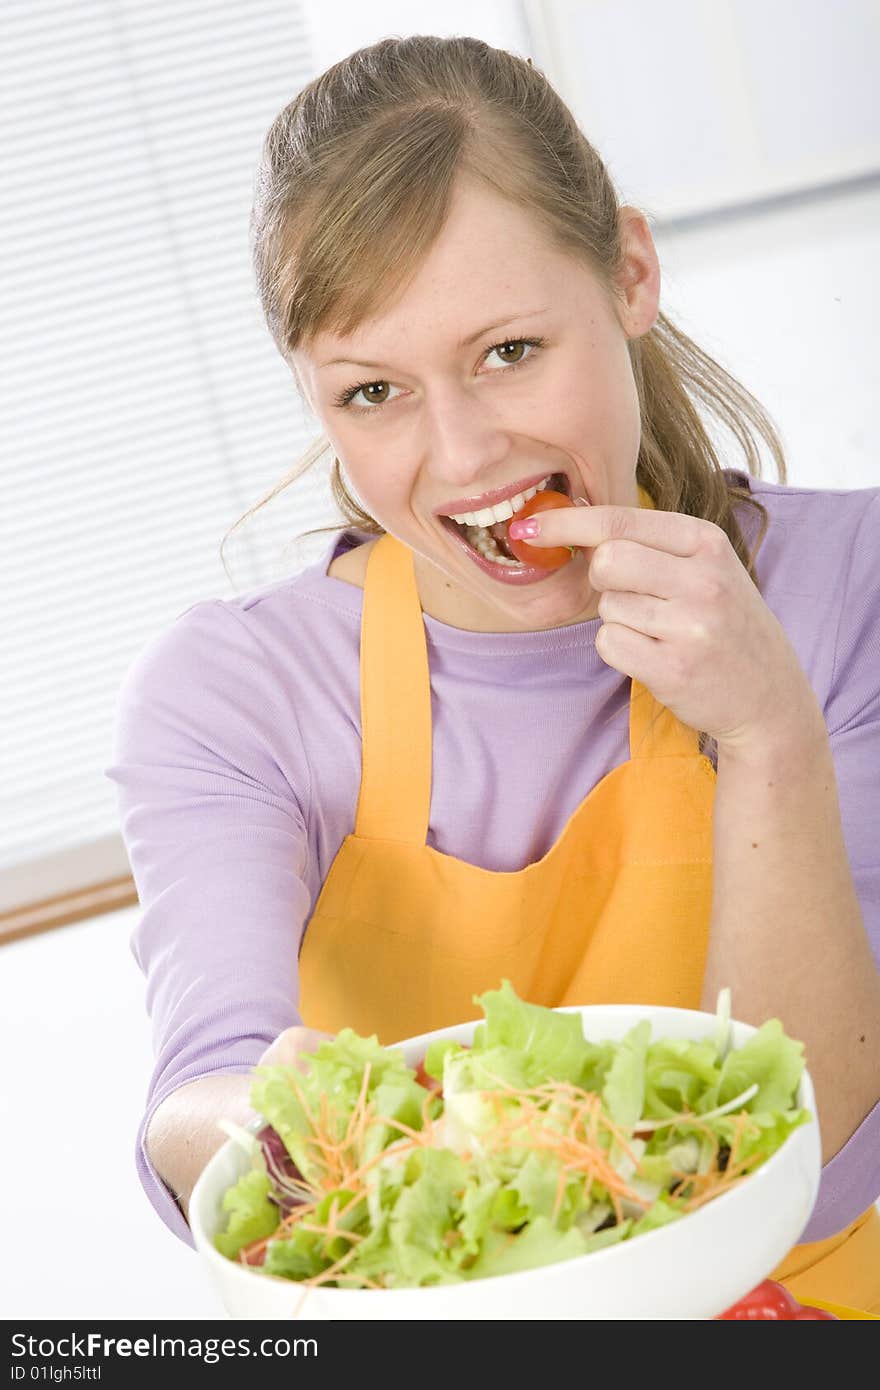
[467, 1215, 589, 1279]
[249, 1028, 426, 1183]
[602, 1020, 650, 1130]
[217, 983, 812, 1292]
[213, 1169, 279, 1259]
[471, 979, 606, 1088]
[384, 1147, 469, 1285]
[717, 1019, 805, 1113]
[643, 1037, 722, 1118]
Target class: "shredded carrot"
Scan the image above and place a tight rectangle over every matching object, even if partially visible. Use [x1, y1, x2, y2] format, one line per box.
[235, 1060, 776, 1288]
[298, 1240, 383, 1290]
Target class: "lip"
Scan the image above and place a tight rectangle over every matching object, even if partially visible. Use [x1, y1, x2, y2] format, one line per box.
[440, 515, 567, 585]
[434, 470, 571, 518]
[438, 512, 586, 587]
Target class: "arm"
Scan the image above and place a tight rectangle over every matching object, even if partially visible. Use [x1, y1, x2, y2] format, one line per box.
[700, 693, 880, 1164]
[145, 1024, 331, 1222]
[105, 600, 317, 1243]
[523, 489, 880, 1229]
[701, 492, 880, 1173]
[145, 1072, 257, 1224]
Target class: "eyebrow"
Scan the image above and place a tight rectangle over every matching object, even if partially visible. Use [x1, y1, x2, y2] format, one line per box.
[317, 307, 550, 371]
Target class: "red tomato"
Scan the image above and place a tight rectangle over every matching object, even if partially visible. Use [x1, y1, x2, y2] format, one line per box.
[414, 1057, 442, 1095]
[716, 1279, 802, 1319]
[506, 489, 575, 569]
[793, 1307, 839, 1319]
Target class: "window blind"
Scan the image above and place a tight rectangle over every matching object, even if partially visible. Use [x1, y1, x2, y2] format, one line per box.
[0, 0, 338, 941]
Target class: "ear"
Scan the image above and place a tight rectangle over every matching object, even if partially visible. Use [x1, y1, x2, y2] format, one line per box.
[613, 207, 661, 339]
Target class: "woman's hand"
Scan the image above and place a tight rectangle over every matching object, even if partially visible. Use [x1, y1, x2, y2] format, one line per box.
[510, 501, 822, 758]
[257, 1025, 333, 1072]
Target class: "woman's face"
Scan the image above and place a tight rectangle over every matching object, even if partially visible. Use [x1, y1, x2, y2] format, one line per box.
[293, 177, 661, 632]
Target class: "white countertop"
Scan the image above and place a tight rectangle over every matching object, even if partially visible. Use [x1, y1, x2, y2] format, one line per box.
[0, 907, 226, 1320]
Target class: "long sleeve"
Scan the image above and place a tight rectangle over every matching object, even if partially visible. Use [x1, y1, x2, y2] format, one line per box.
[105, 599, 313, 1244]
[800, 490, 880, 1240]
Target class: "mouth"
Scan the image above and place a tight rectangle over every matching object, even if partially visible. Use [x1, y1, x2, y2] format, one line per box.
[438, 471, 575, 568]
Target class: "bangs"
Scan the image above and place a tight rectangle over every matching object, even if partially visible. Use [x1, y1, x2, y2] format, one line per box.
[281, 109, 470, 353]
[275, 103, 557, 355]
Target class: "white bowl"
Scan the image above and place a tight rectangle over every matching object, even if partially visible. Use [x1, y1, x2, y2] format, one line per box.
[190, 1004, 821, 1320]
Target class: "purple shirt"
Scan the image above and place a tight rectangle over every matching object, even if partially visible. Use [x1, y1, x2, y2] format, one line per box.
[105, 469, 880, 1246]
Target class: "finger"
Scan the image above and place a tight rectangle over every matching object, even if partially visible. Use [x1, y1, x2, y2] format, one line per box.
[596, 589, 674, 640]
[595, 620, 663, 685]
[257, 1026, 332, 1071]
[509, 502, 708, 557]
[589, 538, 694, 600]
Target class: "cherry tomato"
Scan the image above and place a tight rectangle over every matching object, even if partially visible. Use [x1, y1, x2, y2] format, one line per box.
[506, 489, 576, 569]
[793, 1307, 838, 1319]
[414, 1056, 442, 1095]
[716, 1279, 802, 1319]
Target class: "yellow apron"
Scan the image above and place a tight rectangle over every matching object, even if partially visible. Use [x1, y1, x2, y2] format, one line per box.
[299, 514, 878, 1312]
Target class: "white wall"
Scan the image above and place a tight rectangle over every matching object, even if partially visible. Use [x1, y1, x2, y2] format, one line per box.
[653, 180, 880, 491]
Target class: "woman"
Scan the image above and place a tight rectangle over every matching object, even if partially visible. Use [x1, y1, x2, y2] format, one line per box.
[106, 35, 880, 1310]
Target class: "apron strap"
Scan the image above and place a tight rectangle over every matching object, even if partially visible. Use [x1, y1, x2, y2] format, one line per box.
[354, 532, 432, 843]
[354, 507, 704, 839]
[629, 680, 703, 759]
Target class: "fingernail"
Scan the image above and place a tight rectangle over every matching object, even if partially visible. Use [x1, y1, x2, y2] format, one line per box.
[508, 517, 540, 539]
[574, 496, 590, 507]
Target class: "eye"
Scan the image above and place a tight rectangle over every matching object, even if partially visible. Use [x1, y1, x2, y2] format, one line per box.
[482, 336, 544, 371]
[330, 375, 403, 405]
[331, 335, 545, 413]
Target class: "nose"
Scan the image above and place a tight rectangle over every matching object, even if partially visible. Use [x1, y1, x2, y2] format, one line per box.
[421, 381, 512, 491]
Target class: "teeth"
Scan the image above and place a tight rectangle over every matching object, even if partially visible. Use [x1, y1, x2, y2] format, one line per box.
[463, 525, 522, 565]
[448, 475, 554, 526]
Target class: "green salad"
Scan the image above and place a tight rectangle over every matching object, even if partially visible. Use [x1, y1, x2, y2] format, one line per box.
[213, 983, 811, 1289]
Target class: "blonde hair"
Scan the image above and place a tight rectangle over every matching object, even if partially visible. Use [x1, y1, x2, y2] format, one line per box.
[222, 33, 786, 595]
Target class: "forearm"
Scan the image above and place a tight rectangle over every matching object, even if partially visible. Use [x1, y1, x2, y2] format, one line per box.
[701, 701, 880, 1165]
[145, 1072, 258, 1223]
